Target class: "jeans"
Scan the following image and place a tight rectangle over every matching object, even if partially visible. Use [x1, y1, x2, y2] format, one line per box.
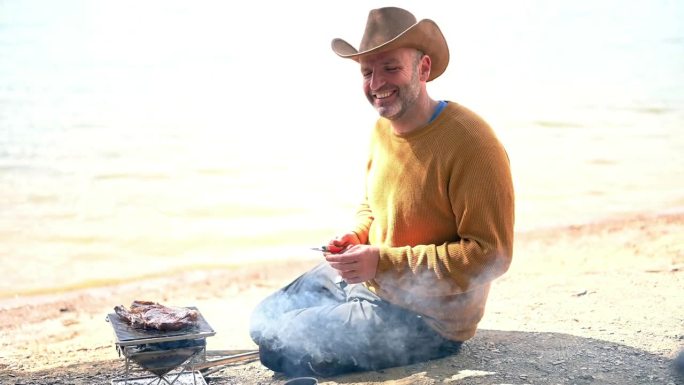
[249, 262, 462, 377]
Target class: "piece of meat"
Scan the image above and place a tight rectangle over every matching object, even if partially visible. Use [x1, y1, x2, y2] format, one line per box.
[114, 300, 199, 331]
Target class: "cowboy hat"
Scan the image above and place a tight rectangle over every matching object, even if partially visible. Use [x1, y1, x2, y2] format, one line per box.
[331, 7, 449, 81]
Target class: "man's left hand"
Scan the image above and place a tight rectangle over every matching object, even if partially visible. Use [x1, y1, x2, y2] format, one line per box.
[324, 245, 379, 284]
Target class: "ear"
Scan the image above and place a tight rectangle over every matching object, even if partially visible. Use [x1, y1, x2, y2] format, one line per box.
[419, 54, 432, 82]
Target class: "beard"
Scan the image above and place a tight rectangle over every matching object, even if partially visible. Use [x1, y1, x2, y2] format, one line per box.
[367, 66, 421, 121]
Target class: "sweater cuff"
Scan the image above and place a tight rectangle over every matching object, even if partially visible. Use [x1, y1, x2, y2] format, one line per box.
[353, 228, 369, 245]
[376, 246, 394, 273]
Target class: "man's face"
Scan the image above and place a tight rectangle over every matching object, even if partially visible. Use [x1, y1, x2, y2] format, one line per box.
[359, 48, 423, 121]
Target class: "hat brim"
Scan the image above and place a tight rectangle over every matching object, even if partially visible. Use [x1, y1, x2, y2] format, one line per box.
[331, 19, 449, 82]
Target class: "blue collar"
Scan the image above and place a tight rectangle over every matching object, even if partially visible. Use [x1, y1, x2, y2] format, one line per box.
[428, 100, 448, 123]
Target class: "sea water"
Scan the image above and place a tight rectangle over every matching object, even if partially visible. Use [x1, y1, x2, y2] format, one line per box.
[1, 0, 682, 296]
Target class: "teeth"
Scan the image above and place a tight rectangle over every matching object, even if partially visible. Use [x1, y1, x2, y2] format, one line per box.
[375, 90, 393, 99]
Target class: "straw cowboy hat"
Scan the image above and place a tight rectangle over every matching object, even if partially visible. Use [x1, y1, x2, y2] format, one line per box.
[331, 7, 449, 81]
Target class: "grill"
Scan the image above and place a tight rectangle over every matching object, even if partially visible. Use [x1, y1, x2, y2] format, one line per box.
[106, 306, 216, 385]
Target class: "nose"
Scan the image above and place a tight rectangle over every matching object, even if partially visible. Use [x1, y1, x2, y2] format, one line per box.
[369, 71, 385, 91]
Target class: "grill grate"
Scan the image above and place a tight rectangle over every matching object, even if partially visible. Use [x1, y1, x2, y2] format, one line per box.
[106, 306, 215, 384]
[107, 306, 215, 345]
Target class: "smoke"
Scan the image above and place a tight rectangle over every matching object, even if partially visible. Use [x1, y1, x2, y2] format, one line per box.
[248, 259, 496, 375]
[375, 251, 510, 302]
[249, 266, 351, 369]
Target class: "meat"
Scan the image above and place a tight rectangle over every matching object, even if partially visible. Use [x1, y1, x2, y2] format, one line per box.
[114, 300, 199, 331]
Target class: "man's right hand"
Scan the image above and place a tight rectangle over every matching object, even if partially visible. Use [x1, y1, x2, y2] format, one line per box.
[326, 232, 361, 253]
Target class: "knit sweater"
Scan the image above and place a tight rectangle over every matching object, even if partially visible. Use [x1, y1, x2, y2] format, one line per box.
[354, 101, 515, 341]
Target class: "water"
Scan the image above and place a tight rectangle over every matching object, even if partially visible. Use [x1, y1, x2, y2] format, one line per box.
[1, 0, 683, 296]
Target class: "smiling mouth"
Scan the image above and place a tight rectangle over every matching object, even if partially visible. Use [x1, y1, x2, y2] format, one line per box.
[374, 90, 395, 99]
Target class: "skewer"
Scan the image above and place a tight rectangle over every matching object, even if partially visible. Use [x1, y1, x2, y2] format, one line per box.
[196, 350, 260, 375]
[205, 349, 256, 356]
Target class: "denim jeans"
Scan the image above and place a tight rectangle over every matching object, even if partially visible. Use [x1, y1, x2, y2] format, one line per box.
[249, 262, 462, 377]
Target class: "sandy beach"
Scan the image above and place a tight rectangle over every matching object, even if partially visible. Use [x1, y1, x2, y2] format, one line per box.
[1, 209, 683, 385]
[2, 3, 683, 384]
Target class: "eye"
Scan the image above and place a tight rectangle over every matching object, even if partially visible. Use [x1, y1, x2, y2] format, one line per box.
[385, 66, 399, 72]
[362, 71, 372, 79]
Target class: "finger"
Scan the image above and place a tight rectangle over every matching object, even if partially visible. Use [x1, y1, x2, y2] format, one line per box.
[326, 244, 344, 253]
[331, 238, 350, 248]
[343, 275, 362, 284]
[324, 254, 350, 263]
[340, 271, 358, 281]
[328, 262, 355, 272]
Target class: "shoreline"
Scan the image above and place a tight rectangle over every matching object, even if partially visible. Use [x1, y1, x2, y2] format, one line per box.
[3, 206, 683, 307]
[0, 259, 317, 303]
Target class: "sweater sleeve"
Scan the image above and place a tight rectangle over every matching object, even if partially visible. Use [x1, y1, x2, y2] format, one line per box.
[351, 130, 377, 245]
[375, 141, 515, 296]
[353, 199, 373, 245]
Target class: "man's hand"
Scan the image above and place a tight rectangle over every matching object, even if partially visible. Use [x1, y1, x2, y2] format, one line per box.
[326, 232, 361, 253]
[325, 245, 379, 284]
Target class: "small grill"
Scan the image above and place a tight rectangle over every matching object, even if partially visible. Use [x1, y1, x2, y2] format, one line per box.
[106, 306, 216, 385]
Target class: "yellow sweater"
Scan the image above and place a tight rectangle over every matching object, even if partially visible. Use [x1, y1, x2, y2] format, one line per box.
[354, 102, 515, 341]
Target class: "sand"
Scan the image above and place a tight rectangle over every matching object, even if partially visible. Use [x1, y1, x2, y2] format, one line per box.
[1, 211, 683, 385]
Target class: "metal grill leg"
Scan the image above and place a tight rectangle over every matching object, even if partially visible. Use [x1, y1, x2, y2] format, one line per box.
[113, 344, 208, 384]
[125, 355, 130, 385]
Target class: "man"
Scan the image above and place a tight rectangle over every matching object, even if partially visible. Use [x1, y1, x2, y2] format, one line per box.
[249, 7, 514, 377]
